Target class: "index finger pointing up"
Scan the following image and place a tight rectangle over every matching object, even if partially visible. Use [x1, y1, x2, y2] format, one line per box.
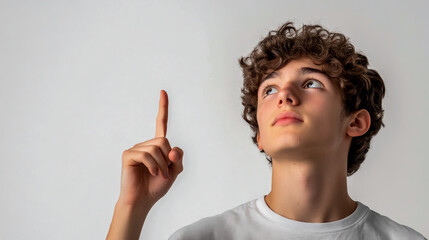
[155, 89, 168, 138]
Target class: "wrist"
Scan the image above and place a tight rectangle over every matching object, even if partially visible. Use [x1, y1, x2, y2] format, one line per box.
[107, 198, 153, 240]
[116, 196, 154, 216]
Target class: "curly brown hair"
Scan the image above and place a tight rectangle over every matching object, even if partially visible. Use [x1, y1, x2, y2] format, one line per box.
[239, 21, 385, 176]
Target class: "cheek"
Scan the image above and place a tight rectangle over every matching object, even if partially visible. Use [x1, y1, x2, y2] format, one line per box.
[312, 97, 343, 126]
[256, 108, 263, 130]
[256, 102, 271, 133]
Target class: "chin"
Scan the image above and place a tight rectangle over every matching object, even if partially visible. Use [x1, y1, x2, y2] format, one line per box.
[274, 134, 303, 146]
[264, 142, 304, 157]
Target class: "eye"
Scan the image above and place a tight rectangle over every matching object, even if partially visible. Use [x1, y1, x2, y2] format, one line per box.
[303, 79, 323, 89]
[262, 85, 278, 97]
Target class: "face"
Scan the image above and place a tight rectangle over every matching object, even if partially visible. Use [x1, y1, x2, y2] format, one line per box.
[256, 58, 350, 161]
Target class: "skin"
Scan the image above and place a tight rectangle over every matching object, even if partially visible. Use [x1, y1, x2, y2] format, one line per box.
[256, 57, 371, 222]
[107, 90, 184, 239]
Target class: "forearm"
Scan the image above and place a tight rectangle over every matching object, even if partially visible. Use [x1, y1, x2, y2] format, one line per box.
[106, 198, 153, 240]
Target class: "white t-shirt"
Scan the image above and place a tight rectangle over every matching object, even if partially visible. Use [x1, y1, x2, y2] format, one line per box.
[169, 196, 426, 240]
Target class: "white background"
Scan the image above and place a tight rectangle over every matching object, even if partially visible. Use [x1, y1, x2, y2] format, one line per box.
[0, 0, 428, 239]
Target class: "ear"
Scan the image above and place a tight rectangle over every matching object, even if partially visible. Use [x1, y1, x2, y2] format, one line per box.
[346, 109, 371, 137]
[257, 131, 263, 151]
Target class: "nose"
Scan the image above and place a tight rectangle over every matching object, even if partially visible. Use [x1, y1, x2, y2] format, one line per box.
[277, 85, 299, 106]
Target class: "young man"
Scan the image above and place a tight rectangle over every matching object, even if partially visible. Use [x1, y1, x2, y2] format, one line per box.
[107, 22, 426, 239]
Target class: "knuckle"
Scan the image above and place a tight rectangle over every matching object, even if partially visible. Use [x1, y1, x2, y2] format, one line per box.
[149, 145, 159, 153]
[122, 149, 129, 158]
[160, 137, 169, 144]
[155, 136, 167, 145]
[140, 151, 150, 159]
[122, 150, 133, 164]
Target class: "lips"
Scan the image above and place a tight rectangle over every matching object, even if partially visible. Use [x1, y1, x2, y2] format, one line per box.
[272, 111, 303, 126]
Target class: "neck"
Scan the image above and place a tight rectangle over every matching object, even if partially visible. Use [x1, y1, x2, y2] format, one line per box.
[265, 156, 356, 223]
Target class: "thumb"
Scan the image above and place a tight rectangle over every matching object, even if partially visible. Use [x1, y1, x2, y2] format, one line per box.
[168, 147, 184, 176]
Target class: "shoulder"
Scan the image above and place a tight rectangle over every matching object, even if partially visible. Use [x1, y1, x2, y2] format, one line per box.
[168, 198, 259, 240]
[362, 204, 426, 239]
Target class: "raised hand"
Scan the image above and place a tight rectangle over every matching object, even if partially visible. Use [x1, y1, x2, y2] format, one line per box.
[107, 90, 184, 240]
[119, 90, 184, 207]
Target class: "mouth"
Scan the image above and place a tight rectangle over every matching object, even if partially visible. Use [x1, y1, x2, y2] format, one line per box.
[272, 111, 303, 126]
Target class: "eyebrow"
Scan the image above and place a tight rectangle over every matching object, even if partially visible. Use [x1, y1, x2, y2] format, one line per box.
[299, 67, 329, 78]
[261, 67, 330, 83]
